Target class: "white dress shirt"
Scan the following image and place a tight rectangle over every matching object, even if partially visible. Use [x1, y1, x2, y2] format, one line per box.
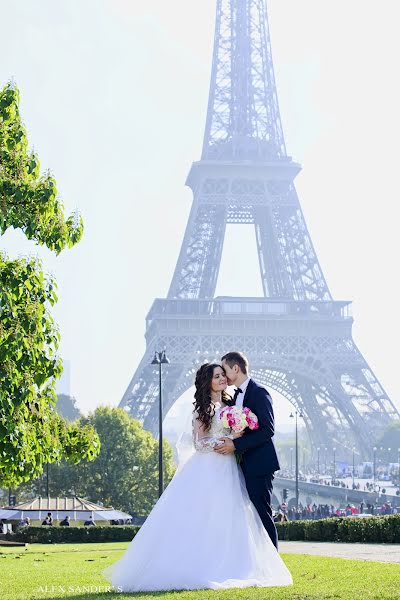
[235, 377, 250, 408]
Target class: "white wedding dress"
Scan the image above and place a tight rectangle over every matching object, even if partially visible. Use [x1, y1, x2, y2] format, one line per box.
[103, 404, 292, 591]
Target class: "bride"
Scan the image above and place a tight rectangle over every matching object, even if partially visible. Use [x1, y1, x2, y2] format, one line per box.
[103, 363, 292, 591]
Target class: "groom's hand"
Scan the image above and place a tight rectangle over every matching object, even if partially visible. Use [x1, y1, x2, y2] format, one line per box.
[214, 437, 235, 454]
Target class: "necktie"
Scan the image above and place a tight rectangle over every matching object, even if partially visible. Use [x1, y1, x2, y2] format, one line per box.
[233, 387, 243, 404]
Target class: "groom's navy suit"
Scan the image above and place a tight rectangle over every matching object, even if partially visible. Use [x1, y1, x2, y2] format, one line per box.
[232, 379, 280, 549]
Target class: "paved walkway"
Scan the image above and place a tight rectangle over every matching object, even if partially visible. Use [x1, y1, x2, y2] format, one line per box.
[279, 541, 400, 563]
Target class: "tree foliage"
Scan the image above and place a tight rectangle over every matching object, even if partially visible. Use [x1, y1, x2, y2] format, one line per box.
[0, 81, 99, 487]
[378, 421, 400, 463]
[0, 82, 83, 251]
[46, 407, 175, 515]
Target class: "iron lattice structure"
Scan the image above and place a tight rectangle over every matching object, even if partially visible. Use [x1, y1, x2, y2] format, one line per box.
[120, 0, 399, 457]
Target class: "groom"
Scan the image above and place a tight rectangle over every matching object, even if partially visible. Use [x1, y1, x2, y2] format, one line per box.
[215, 351, 280, 549]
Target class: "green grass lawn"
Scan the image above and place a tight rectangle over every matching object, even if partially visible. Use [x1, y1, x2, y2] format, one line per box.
[0, 542, 399, 600]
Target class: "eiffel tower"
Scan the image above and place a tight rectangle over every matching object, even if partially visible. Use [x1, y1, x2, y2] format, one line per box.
[120, 0, 399, 456]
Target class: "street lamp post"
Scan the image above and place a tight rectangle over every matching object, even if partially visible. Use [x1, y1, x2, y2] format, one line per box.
[290, 409, 303, 509]
[290, 447, 293, 474]
[373, 446, 377, 485]
[46, 462, 50, 497]
[151, 350, 170, 498]
[317, 447, 320, 478]
[324, 447, 328, 474]
[352, 447, 356, 489]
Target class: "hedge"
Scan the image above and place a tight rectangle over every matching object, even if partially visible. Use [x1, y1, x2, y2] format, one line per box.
[10, 525, 140, 544]
[276, 514, 400, 544]
[7, 515, 400, 544]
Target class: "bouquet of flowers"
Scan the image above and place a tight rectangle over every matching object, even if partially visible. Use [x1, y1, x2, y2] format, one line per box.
[219, 406, 259, 433]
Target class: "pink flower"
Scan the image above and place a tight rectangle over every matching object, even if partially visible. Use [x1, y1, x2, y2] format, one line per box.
[244, 411, 259, 430]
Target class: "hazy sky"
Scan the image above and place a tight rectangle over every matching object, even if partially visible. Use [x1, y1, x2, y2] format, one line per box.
[1, 0, 399, 428]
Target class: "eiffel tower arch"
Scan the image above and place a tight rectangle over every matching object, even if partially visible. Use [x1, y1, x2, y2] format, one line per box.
[120, 0, 399, 457]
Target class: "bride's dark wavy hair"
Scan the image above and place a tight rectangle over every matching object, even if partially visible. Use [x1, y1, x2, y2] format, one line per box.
[193, 363, 231, 431]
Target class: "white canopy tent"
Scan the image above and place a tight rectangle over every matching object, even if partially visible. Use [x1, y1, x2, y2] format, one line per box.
[0, 496, 132, 522]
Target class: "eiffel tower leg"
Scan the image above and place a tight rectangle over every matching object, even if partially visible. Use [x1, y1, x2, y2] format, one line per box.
[254, 187, 332, 302]
[254, 205, 292, 297]
[295, 377, 372, 452]
[121, 335, 219, 435]
[251, 335, 397, 457]
[251, 367, 368, 451]
[331, 341, 398, 426]
[120, 349, 162, 426]
[168, 201, 227, 299]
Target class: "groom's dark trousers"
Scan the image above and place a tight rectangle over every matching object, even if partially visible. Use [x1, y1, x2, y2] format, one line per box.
[244, 472, 277, 549]
[232, 379, 280, 550]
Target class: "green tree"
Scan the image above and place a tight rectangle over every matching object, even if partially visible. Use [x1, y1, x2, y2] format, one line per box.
[0, 82, 83, 251]
[0, 81, 99, 487]
[48, 407, 175, 515]
[56, 394, 82, 421]
[378, 421, 400, 463]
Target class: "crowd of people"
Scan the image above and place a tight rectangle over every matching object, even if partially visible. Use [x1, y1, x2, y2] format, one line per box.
[275, 500, 399, 521]
[0, 513, 136, 532]
[38, 512, 97, 527]
[14, 513, 134, 528]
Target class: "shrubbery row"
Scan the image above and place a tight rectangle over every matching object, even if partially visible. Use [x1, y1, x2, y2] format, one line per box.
[276, 514, 400, 544]
[10, 525, 140, 544]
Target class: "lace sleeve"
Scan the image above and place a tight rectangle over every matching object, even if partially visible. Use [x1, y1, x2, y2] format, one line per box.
[192, 413, 221, 452]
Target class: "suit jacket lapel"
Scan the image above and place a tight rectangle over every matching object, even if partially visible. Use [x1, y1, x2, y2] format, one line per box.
[242, 378, 255, 408]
